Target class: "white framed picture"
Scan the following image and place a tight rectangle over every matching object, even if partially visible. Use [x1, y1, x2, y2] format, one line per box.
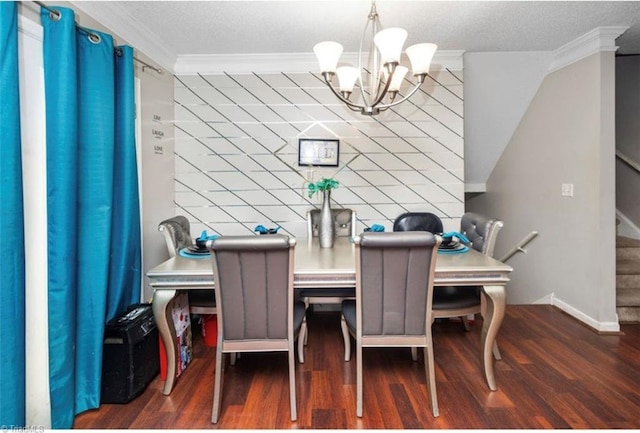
[298, 138, 340, 167]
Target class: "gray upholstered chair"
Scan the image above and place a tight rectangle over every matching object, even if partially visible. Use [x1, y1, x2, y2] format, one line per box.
[300, 209, 356, 341]
[340, 231, 441, 418]
[158, 216, 216, 315]
[207, 234, 306, 423]
[158, 215, 192, 257]
[306, 207, 356, 239]
[432, 212, 504, 359]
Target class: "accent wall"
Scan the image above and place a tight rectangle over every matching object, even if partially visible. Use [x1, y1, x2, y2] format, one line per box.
[172, 69, 465, 239]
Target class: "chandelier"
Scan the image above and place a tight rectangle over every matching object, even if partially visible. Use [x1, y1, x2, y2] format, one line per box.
[313, 1, 437, 116]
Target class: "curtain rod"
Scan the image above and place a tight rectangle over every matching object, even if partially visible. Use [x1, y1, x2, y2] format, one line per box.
[34, 1, 163, 75]
[134, 58, 163, 75]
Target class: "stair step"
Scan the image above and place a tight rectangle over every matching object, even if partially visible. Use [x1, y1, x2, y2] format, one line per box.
[616, 286, 640, 306]
[617, 258, 640, 275]
[617, 274, 640, 290]
[616, 236, 640, 248]
[616, 237, 640, 314]
[617, 236, 640, 262]
[617, 306, 640, 323]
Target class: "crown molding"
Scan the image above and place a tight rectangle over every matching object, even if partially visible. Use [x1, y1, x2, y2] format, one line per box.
[548, 26, 629, 74]
[69, 1, 176, 72]
[69, 0, 463, 76]
[174, 50, 464, 75]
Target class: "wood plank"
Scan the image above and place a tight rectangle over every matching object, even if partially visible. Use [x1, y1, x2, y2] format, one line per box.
[73, 306, 640, 429]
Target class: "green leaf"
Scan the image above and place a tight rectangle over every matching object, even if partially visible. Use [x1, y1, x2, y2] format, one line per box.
[307, 177, 339, 198]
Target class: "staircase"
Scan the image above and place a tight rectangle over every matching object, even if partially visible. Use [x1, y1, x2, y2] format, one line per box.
[616, 236, 640, 323]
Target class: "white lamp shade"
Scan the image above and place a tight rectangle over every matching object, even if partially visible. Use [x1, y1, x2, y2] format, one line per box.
[313, 41, 343, 73]
[388, 66, 408, 92]
[406, 43, 438, 75]
[336, 66, 360, 92]
[373, 27, 407, 64]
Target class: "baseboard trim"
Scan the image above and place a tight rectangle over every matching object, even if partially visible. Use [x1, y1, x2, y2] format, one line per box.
[531, 293, 554, 304]
[550, 293, 620, 333]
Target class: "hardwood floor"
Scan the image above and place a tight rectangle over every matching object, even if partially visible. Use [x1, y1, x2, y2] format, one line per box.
[74, 305, 640, 429]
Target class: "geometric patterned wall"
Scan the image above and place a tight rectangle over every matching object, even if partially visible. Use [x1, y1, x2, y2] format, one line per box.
[173, 69, 464, 239]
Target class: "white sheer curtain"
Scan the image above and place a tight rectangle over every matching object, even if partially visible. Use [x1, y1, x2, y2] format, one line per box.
[18, 9, 51, 429]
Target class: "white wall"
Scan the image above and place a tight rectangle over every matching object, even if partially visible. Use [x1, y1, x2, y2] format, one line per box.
[468, 51, 619, 331]
[463, 52, 551, 191]
[172, 69, 466, 238]
[138, 67, 176, 301]
[615, 56, 640, 239]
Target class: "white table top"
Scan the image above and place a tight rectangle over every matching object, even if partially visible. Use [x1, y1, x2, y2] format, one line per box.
[147, 236, 512, 290]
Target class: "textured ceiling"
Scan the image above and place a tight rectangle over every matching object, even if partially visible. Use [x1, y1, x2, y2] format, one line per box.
[74, 1, 640, 69]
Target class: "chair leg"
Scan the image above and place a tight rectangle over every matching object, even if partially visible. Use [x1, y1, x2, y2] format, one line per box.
[303, 298, 309, 346]
[230, 352, 237, 366]
[356, 339, 363, 417]
[411, 347, 418, 361]
[423, 344, 439, 417]
[340, 314, 351, 361]
[211, 345, 225, 423]
[461, 316, 471, 331]
[297, 318, 307, 363]
[288, 345, 297, 421]
[492, 341, 502, 360]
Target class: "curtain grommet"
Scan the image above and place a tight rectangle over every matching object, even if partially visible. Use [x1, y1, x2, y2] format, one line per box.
[88, 32, 101, 44]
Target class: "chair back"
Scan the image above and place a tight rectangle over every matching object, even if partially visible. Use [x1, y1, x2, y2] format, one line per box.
[460, 212, 504, 256]
[158, 215, 193, 257]
[355, 231, 440, 337]
[307, 208, 356, 238]
[393, 212, 443, 234]
[210, 234, 296, 342]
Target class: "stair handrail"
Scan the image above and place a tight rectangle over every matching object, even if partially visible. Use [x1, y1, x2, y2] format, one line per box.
[616, 150, 640, 175]
[500, 231, 538, 263]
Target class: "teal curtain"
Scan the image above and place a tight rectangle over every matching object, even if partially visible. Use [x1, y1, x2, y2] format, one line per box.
[0, 1, 26, 426]
[41, 7, 140, 428]
[109, 45, 141, 320]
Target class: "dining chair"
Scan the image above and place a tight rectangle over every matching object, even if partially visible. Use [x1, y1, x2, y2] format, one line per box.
[158, 215, 192, 257]
[432, 212, 504, 359]
[393, 211, 443, 233]
[158, 216, 216, 315]
[300, 208, 356, 341]
[307, 207, 356, 239]
[340, 231, 441, 417]
[207, 234, 307, 423]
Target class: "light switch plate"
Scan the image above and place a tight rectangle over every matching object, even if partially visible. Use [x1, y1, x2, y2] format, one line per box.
[561, 183, 574, 197]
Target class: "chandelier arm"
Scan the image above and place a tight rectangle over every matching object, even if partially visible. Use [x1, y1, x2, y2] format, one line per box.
[374, 76, 426, 110]
[321, 74, 366, 111]
[358, 1, 383, 108]
[369, 65, 395, 108]
[357, 18, 372, 106]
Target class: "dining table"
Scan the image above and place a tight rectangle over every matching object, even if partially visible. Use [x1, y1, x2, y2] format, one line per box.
[147, 236, 513, 395]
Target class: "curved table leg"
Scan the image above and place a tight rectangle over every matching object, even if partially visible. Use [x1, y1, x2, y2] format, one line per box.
[480, 285, 506, 391]
[152, 289, 177, 395]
